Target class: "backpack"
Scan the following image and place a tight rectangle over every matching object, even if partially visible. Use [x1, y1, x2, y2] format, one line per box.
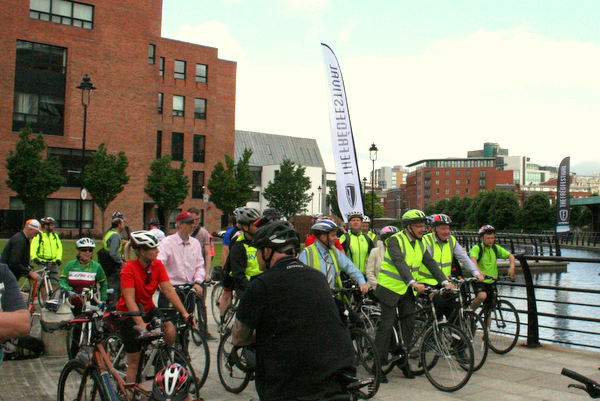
[97, 248, 120, 276]
[475, 243, 499, 263]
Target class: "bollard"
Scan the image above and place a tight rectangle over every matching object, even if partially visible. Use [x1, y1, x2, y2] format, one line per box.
[40, 307, 73, 357]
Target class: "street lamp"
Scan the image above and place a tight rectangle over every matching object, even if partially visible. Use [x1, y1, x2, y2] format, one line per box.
[369, 143, 378, 227]
[362, 177, 367, 204]
[311, 192, 315, 214]
[317, 185, 322, 214]
[76, 74, 96, 237]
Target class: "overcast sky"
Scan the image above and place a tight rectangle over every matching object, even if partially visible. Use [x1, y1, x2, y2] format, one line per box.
[161, 0, 600, 178]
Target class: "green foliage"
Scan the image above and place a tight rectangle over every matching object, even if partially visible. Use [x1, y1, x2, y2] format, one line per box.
[263, 159, 312, 220]
[5, 126, 66, 213]
[84, 143, 129, 233]
[518, 193, 554, 231]
[145, 155, 189, 227]
[363, 190, 385, 218]
[424, 196, 473, 229]
[207, 149, 255, 218]
[326, 181, 341, 219]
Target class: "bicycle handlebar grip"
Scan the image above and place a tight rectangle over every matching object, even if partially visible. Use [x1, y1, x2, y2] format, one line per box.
[561, 368, 596, 386]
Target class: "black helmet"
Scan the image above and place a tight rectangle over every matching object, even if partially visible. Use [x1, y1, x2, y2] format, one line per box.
[147, 218, 161, 228]
[112, 211, 125, 221]
[251, 221, 300, 255]
[263, 208, 282, 220]
[40, 217, 56, 226]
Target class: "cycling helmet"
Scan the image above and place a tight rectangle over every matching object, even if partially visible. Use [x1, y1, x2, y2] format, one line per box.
[310, 213, 323, 219]
[401, 209, 428, 226]
[251, 221, 300, 254]
[362, 215, 371, 223]
[40, 217, 56, 226]
[263, 208, 282, 220]
[130, 230, 159, 249]
[379, 225, 400, 242]
[346, 210, 363, 221]
[147, 218, 161, 228]
[76, 237, 96, 249]
[429, 214, 452, 227]
[234, 207, 261, 225]
[317, 215, 335, 222]
[112, 211, 125, 221]
[478, 225, 496, 236]
[152, 363, 191, 401]
[311, 220, 340, 235]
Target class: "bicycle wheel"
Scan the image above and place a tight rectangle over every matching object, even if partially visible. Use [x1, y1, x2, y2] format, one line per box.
[217, 330, 251, 393]
[359, 304, 380, 340]
[406, 315, 430, 376]
[67, 322, 94, 360]
[104, 334, 127, 378]
[211, 282, 224, 325]
[460, 311, 488, 371]
[486, 299, 520, 354]
[420, 323, 474, 392]
[181, 327, 210, 389]
[57, 358, 107, 401]
[192, 296, 209, 345]
[148, 346, 200, 399]
[38, 278, 59, 309]
[350, 328, 380, 399]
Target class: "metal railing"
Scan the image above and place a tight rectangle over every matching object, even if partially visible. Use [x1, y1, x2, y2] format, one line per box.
[499, 254, 600, 350]
[453, 231, 562, 256]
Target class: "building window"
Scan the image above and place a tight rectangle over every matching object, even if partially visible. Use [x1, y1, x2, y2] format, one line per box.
[480, 170, 486, 178]
[174, 60, 186, 80]
[445, 170, 450, 176]
[456, 170, 461, 176]
[196, 63, 207, 83]
[157, 93, 163, 114]
[159, 57, 165, 76]
[466, 188, 470, 194]
[435, 171, 440, 176]
[194, 98, 206, 119]
[30, 0, 94, 29]
[45, 198, 93, 229]
[172, 132, 184, 161]
[435, 188, 440, 194]
[466, 170, 471, 176]
[249, 166, 262, 186]
[480, 179, 486, 188]
[172, 95, 184, 117]
[47, 147, 92, 187]
[251, 191, 260, 202]
[456, 189, 460, 195]
[445, 189, 449, 195]
[192, 171, 205, 199]
[193, 135, 205, 163]
[156, 131, 162, 159]
[435, 179, 439, 185]
[445, 179, 449, 185]
[456, 179, 460, 185]
[13, 40, 66, 135]
[148, 44, 155, 65]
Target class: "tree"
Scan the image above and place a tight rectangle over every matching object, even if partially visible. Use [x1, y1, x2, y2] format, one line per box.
[519, 193, 554, 231]
[490, 191, 520, 230]
[145, 155, 189, 233]
[363, 190, 385, 219]
[5, 125, 65, 215]
[262, 159, 312, 220]
[207, 149, 255, 219]
[326, 181, 341, 219]
[84, 143, 130, 234]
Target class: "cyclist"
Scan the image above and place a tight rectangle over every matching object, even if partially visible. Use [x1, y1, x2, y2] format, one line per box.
[373, 209, 454, 381]
[0, 219, 42, 282]
[147, 218, 165, 242]
[365, 225, 399, 290]
[30, 217, 63, 286]
[304, 216, 344, 251]
[362, 215, 378, 243]
[116, 230, 190, 383]
[469, 225, 516, 312]
[420, 214, 484, 319]
[59, 238, 108, 314]
[112, 211, 131, 241]
[299, 220, 368, 294]
[221, 209, 242, 266]
[339, 211, 375, 275]
[218, 207, 262, 320]
[233, 220, 357, 401]
[102, 217, 126, 305]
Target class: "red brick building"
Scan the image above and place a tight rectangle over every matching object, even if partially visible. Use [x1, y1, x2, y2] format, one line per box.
[404, 158, 514, 211]
[0, 0, 236, 236]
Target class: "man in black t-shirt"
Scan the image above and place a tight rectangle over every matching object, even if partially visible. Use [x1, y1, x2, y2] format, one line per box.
[233, 221, 356, 401]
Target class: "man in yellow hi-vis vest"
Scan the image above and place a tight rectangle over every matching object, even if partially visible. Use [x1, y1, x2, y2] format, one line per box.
[374, 209, 454, 382]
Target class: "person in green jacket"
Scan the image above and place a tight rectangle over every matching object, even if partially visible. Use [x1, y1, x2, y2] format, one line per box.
[59, 238, 108, 312]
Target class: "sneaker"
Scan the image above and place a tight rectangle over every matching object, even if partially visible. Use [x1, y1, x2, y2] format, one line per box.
[380, 371, 389, 383]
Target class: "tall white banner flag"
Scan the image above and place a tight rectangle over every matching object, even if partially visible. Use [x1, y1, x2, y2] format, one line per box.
[321, 43, 363, 222]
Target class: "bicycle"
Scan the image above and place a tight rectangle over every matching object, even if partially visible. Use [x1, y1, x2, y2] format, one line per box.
[382, 286, 475, 392]
[35, 261, 60, 308]
[210, 280, 224, 325]
[51, 309, 201, 401]
[18, 265, 57, 310]
[561, 368, 600, 398]
[472, 275, 520, 354]
[172, 284, 210, 344]
[66, 286, 107, 360]
[217, 328, 255, 393]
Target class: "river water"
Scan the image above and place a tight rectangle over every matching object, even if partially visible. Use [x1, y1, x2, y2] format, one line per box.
[499, 248, 600, 350]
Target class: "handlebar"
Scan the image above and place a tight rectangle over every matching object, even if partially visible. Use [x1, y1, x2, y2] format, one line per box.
[561, 368, 600, 398]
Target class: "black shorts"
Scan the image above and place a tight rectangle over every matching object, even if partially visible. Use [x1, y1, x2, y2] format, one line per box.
[471, 281, 496, 314]
[119, 307, 161, 353]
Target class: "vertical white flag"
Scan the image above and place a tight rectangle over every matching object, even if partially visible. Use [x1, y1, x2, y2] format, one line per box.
[321, 43, 363, 222]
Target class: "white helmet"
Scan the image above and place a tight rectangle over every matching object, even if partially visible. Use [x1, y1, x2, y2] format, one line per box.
[76, 237, 96, 249]
[130, 230, 159, 249]
[362, 215, 371, 223]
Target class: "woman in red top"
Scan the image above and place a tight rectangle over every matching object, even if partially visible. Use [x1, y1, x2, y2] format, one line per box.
[116, 230, 190, 383]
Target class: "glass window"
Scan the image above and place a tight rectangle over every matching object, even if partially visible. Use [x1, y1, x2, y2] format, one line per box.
[249, 166, 262, 186]
[192, 171, 205, 199]
[466, 170, 471, 176]
[159, 57, 164, 77]
[195, 63, 207, 83]
[174, 60, 186, 80]
[46, 198, 93, 229]
[30, 0, 94, 29]
[456, 179, 460, 185]
[156, 131, 162, 159]
[194, 98, 206, 119]
[193, 134, 205, 163]
[171, 132, 184, 161]
[172, 95, 184, 117]
[157, 93, 163, 114]
[148, 44, 155, 65]
[251, 191, 260, 202]
[47, 147, 92, 187]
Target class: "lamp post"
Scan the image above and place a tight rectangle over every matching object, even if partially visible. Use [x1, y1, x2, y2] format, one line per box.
[76, 74, 96, 237]
[311, 192, 314, 214]
[362, 177, 367, 205]
[317, 185, 322, 214]
[369, 143, 378, 227]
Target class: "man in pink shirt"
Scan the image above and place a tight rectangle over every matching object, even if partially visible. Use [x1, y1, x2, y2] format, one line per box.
[157, 211, 205, 310]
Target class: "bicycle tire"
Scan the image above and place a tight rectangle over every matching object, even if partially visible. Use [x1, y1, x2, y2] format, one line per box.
[349, 328, 381, 399]
[180, 327, 210, 389]
[211, 282, 224, 325]
[57, 358, 109, 401]
[486, 299, 520, 354]
[37, 278, 58, 309]
[406, 315, 430, 376]
[192, 296, 209, 345]
[460, 311, 488, 371]
[67, 321, 94, 361]
[420, 323, 474, 392]
[145, 346, 200, 399]
[217, 330, 251, 393]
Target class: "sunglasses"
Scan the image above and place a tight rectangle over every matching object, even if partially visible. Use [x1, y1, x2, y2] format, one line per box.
[79, 248, 94, 253]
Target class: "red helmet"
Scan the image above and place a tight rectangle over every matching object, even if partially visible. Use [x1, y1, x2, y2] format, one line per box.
[428, 214, 452, 227]
[478, 225, 496, 236]
[152, 363, 191, 401]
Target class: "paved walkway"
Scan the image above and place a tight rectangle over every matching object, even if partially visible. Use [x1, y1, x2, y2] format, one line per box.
[2, 293, 600, 401]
